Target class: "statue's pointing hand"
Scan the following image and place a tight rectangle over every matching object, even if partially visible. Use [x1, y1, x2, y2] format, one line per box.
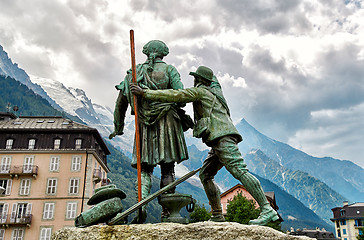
[130, 83, 145, 97]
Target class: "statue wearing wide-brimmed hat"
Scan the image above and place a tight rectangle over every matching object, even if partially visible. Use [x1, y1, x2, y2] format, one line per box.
[130, 65, 280, 226]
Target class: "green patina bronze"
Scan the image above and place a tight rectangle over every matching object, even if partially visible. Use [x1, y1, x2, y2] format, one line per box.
[109, 40, 192, 223]
[159, 193, 196, 224]
[75, 185, 127, 227]
[131, 66, 280, 226]
[75, 197, 124, 227]
[108, 167, 200, 225]
[88, 184, 126, 205]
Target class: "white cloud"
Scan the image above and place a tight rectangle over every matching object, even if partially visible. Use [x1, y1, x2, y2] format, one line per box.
[1, 0, 364, 167]
[288, 103, 364, 167]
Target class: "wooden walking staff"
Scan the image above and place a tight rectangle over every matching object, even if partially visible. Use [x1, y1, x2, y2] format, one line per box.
[130, 30, 142, 208]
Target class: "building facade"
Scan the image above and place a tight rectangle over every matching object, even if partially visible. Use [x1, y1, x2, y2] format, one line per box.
[331, 201, 364, 240]
[220, 184, 280, 217]
[0, 113, 110, 240]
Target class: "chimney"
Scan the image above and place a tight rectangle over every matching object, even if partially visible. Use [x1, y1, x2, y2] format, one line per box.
[343, 201, 349, 206]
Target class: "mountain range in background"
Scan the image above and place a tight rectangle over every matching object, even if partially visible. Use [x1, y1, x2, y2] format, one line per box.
[1, 44, 363, 231]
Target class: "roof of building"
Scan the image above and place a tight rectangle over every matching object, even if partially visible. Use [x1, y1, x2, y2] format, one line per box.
[0, 116, 90, 131]
[289, 229, 338, 240]
[220, 184, 246, 198]
[0, 112, 17, 120]
[331, 202, 364, 221]
[0, 116, 110, 155]
[220, 184, 276, 202]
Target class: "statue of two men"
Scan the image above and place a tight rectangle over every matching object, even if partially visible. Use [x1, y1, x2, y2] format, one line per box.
[110, 40, 278, 226]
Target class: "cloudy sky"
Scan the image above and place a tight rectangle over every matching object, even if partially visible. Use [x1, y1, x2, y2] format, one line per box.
[1, 0, 364, 168]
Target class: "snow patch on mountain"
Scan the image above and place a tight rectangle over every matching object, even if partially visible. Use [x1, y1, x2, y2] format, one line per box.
[30, 75, 83, 116]
[29, 74, 135, 153]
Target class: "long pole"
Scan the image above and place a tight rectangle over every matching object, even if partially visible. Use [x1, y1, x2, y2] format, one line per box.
[130, 30, 142, 206]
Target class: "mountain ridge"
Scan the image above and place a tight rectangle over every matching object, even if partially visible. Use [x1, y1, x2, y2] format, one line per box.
[236, 118, 364, 202]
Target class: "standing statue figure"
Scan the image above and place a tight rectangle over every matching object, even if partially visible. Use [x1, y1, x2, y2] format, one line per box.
[109, 40, 190, 223]
[130, 66, 279, 226]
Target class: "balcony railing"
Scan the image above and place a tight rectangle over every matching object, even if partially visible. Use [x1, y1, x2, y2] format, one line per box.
[93, 169, 102, 183]
[0, 214, 32, 227]
[0, 165, 38, 178]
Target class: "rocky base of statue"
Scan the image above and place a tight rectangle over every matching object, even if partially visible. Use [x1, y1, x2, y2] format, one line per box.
[52, 222, 311, 240]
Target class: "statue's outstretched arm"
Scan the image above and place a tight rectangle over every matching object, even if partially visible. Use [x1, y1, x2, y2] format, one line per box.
[109, 91, 128, 139]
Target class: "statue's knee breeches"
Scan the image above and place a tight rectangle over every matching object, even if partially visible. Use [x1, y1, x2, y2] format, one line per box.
[213, 136, 249, 179]
[199, 149, 223, 184]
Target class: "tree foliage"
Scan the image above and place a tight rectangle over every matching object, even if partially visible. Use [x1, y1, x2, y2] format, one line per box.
[358, 227, 364, 240]
[225, 193, 260, 224]
[189, 204, 211, 223]
[225, 193, 282, 231]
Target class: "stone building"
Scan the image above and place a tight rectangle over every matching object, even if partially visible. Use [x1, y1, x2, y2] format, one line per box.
[331, 201, 364, 240]
[0, 113, 110, 240]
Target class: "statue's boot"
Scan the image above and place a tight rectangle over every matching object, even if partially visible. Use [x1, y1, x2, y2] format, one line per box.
[130, 171, 151, 224]
[160, 163, 175, 220]
[202, 179, 225, 222]
[237, 172, 279, 225]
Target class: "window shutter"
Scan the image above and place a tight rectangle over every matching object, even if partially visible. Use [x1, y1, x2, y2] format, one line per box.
[5, 179, 12, 195]
[1, 203, 8, 223]
[26, 203, 32, 216]
[10, 203, 17, 223]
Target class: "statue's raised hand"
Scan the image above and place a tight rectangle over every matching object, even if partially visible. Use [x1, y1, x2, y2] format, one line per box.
[130, 83, 145, 97]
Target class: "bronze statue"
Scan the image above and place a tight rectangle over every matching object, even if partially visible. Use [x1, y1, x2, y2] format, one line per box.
[109, 40, 190, 223]
[130, 66, 279, 226]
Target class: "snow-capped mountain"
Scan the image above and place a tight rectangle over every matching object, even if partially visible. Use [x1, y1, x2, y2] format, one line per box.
[29, 75, 135, 154]
[0, 45, 61, 111]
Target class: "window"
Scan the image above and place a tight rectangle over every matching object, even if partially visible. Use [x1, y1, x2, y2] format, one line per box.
[46, 178, 57, 195]
[0, 179, 12, 195]
[66, 202, 77, 219]
[0, 229, 4, 240]
[54, 139, 61, 150]
[0, 156, 11, 173]
[341, 220, 346, 225]
[12, 228, 24, 240]
[6, 139, 13, 149]
[49, 156, 60, 172]
[75, 139, 82, 149]
[23, 156, 34, 173]
[342, 229, 347, 235]
[28, 139, 36, 149]
[42, 203, 55, 220]
[69, 178, 79, 194]
[71, 156, 81, 171]
[355, 219, 363, 226]
[39, 228, 52, 240]
[10, 203, 32, 223]
[340, 209, 345, 216]
[336, 221, 340, 228]
[0, 203, 9, 223]
[19, 179, 31, 195]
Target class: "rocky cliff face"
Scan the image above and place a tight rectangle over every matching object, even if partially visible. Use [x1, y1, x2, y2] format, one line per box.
[52, 222, 311, 240]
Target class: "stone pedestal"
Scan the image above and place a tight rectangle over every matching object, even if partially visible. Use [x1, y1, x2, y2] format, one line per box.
[52, 222, 312, 240]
